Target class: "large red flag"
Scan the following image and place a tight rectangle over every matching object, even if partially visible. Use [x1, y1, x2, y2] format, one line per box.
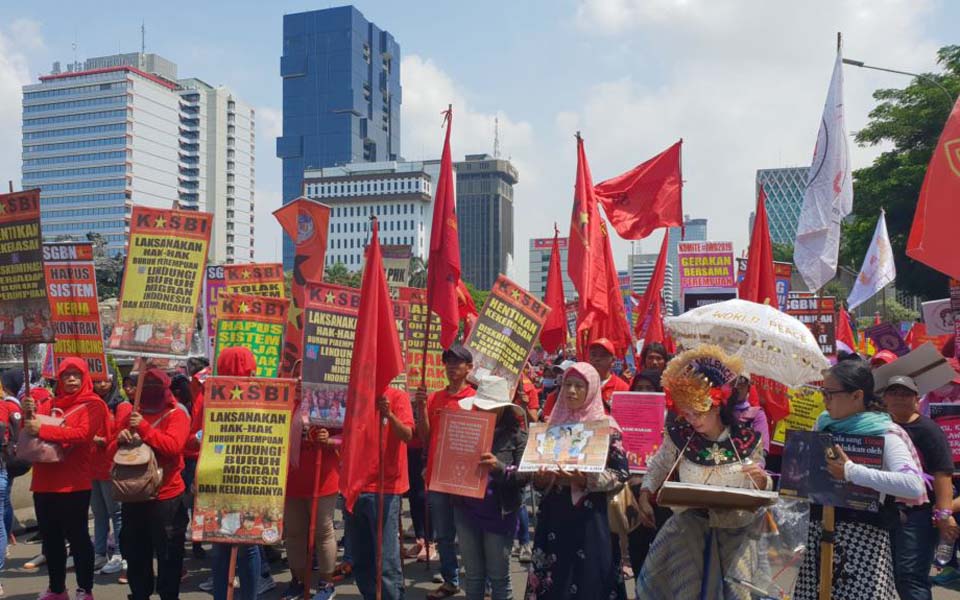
[837, 305, 856, 354]
[540, 228, 568, 353]
[907, 96, 960, 279]
[585, 222, 632, 357]
[273, 197, 330, 376]
[633, 233, 669, 343]
[427, 106, 462, 349]
[738, 185, 778, 305]
[595, 140, 683, 240]
[568, 135, 610, 356]
[340, 218, 405, 512]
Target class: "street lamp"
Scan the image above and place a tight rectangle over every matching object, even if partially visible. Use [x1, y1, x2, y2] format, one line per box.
[842, 58, 956, 104]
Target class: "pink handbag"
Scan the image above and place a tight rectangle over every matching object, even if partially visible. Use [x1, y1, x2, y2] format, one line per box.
[15, 406, 84, 463]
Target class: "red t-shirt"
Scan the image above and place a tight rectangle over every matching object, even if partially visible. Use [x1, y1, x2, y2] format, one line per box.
[424, 385, 476, 487]
[113, 402, 190, 500]
[286, 425, 341, 499]
[360, 387, 414, 495]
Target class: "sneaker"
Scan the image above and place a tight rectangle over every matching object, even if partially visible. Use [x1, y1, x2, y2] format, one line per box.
[279, 580, 304, 600]
[117, 563, 127, 585]
[518, 544, 533, 564]
[312, 583, 336, 600]
[511, 543, 520, 557]
[37, 592, 69, 600]
[93, 555, 107, 571]
[933, 566, 960, 586]
[257, 575, 276, 596]
[74, 590, 94, 600]
[198, 577, 215, 593]
[98, 554, 123, 575]
[432, 573, 444, 584]
[25, 553, 47, 570]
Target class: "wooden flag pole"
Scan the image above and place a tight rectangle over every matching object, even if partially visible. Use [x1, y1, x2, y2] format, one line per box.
[225, 546, 238, 600]
[301, 445, 324, 600]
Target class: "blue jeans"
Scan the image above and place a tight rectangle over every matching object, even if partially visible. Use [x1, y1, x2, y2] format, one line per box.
[516, 503, 530, 545]
[428, 491, 460, 587]
[350, 493, 403, 600]
[892, 506, 937, 600]
[212, 544, 260, 600]
[2, 471, 10, 540]
[90, 480, 121, 557]
[454, 507, 512, 600]
[0, 468, 7, 571]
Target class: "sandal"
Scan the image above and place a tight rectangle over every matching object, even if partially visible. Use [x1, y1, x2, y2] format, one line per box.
[427, 582, 460, 599]
[331, 562, 353, 582]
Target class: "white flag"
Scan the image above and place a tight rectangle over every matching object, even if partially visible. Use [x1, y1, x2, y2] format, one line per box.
[794, 50, 854, 292]
[847, 211, 896, 310]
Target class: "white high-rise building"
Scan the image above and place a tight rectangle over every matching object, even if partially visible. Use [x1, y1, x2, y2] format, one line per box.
[302, 160, 445, 269]
[21, 53, 255, 263]
[528, 237, 575, 301]
[628, 253, 675, 315]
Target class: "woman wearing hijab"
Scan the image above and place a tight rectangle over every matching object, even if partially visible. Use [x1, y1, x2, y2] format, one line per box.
[22, 358, 106, 600]
[636, 346, 771, 599]
[113, 368, 190, 600]
[793, 360, 925, 600]
[90, 374, 129, 577]
[524, 362, 630, 600]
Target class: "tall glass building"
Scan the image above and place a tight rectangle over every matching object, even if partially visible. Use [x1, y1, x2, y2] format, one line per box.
[755, 167, 807, 246]
[277, 6, 401, 268]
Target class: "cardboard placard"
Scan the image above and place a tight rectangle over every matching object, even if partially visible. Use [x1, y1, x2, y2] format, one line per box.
[464, 275, 550, 396]
[214, 294, 289, 377]
[0, 189, 53, 344]
[399, 287, 445, 394]
[192, 376, 296, 545]
[780, 431, 884, 512]
[610, 392, 666, 473]
[223, 263, 286, 299]
[872, 342, 957, 395]
[427, 408, 497, 499]
[518, 420, 611, 473]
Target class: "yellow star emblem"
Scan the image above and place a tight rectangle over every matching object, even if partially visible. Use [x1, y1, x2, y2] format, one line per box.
[154, 215, 166, 228]
[242, 270, 252, 279]
[579, 211, 588, 225]
[287, 304, 303, 327]
[510, 289, 521, 302]
[238, 302, 250, 313]
[325, 292, 336, 303]
[230, 385, 244, 401]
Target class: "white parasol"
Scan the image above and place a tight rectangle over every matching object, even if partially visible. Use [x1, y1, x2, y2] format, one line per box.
[665, 299, 829, 387]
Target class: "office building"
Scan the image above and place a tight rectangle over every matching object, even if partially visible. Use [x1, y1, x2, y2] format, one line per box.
[756, 167, 807, 246]
[21, 52, 255, 262]
[528, 236, 575, 301]
[627, 253, 675, 315]
[666, 216, 707, 314]
[278, 6, 401, 268]
[455, 154, 518, 289]
[303, 160, 442, 268]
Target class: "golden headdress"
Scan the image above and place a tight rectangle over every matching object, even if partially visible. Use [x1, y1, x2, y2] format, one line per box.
[661, 345, 743, 413]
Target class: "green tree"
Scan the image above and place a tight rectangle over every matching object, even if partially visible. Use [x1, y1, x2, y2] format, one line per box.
[772, 243, 794, 264]
[464, 281, 490, 310]
[324, 262, 362, 288]
[842, 45, 960, 300]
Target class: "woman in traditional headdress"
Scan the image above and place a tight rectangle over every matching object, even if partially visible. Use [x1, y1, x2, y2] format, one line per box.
[635, 346, 771, 599]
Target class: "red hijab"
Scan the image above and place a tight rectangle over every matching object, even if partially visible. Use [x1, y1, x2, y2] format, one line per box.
[54, 357, 102, 409]
[139, 368, 177, 414]
[217, 347, 257, 377]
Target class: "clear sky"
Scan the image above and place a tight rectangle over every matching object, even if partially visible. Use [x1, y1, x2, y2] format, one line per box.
[1, 1, 957, 287]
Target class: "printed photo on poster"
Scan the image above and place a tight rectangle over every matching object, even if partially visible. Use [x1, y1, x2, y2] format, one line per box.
[518, 420, 611, 473]
[610, 392, 666, 473]
[0, 189, 54, 344]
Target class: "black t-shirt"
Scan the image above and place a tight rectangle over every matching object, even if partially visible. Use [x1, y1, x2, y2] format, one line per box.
[899, 415, 954, 502]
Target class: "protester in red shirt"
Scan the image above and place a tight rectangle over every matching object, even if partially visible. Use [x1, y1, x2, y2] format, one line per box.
[415, 345, 475, 598]
[90, 374, 128, 576]
[113, 367, 189, 600]
[23, 357, 106, 600]
[517, 375, 540, 424]
[182, 356, 209, 560]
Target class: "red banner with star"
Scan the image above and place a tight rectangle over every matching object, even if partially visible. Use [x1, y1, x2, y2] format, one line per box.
[214, 294, 289, 377]
[463, 275, 550, 397]
[108, 206, 212, 356]
[192, 375, 296, 545]
[223, 263, 285, 299]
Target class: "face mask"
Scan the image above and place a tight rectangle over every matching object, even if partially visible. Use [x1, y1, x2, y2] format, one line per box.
[140, 382, 167, 413]
[542, 378, 555, 388]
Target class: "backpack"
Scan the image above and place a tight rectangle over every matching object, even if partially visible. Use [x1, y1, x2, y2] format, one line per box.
[111, 408, 176, 503]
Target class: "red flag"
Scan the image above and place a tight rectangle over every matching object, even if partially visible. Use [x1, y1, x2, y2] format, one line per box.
[540, 228, 568, 353]
[455, 279, 479, 339]
[595, 140, 683, 240]
[273, 197, 331, 376]
[837, 306, 856, 354]
[907, 96, 960, 279]
[340, 219, 405, 512]
[427, 107, 462, 349]
[874, 312, 882, 326]
[633, 233, 669, 343]
[738, 185, 778, 305]
[568, 135, 610, 355]
[583, 223, 632, 357]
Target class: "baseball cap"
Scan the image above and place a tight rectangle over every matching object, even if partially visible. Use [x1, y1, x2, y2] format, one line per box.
[870, 350, 898, 367]
[885, 375, 919, 394]
[588, 338, 616, 356]
[441, 345, 473, 364]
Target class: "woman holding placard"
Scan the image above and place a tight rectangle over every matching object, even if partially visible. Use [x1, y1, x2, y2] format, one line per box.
[524, 362, 629, 600]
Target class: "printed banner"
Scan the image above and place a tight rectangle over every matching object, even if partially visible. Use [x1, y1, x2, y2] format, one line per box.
[951, 279, 960, 359]
[109, 206, 212, 355]
[379, 245, 411, 295]
[864, 322, 911, 357]
[736, 259, 792, 311]
[930, 403, 960, 468]
[214, 294, 289, 378]
[518, 420, 611, 473]
[677, 241, 735, 290]
[780, 431, 884, 512]
[192, 376, 296, 545]
[428, 408, 496, 498]
[772, 386, 825, 445]
[224, 263, 285, 299]
[463, 275, 550, 395]
[786, 295, 837, 356]
[0, 189, 53, 344]
[400, 287, 445, 393]
[610, 392, 666, 473]
[43, 243, 107, 380]
[204, 265, 225, 359]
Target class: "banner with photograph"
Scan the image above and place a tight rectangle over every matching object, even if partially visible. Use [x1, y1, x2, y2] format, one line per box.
[0, 189, 53, 344]
[203, 265, 225, 358]
[463, 275, 550, 395]
[108, 206, 212, 356]
[224, 263, 285, 299]
[786, 295, 837, 356]
[192, 376, 296, 545]
[678, 241, 735, 290]
[518, 420, 611, 473]
[43, 242, 107, 380]
[214, 294, 289, 378]
[780, 431, 884, 512]
[399, 287, 445, 394]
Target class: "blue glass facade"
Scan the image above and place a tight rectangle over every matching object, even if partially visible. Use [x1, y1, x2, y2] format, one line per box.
[755, 167, 807, 246]
[277, 6, 401, 268]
